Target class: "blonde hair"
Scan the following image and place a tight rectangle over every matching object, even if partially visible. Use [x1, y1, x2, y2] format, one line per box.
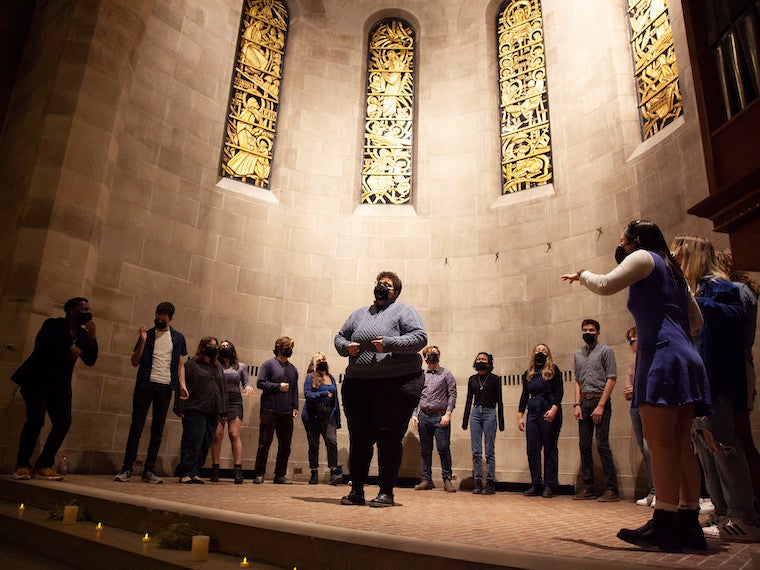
[528, 344, 555, 381]
[307, 352, 329, 389]
[671, 235, 727, 293]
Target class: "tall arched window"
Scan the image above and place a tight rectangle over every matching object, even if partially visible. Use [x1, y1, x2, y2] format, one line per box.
[360, 19, 416, 205]
[220, 0, 289, 189]
[627, 0, 683, 139]
[497, 0, 553, 195]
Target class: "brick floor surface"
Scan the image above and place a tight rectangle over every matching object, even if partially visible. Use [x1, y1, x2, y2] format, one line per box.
[48, 475, 760, 569]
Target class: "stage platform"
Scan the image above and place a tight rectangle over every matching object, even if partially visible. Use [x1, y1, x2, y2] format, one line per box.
[1, 475, 758, 569]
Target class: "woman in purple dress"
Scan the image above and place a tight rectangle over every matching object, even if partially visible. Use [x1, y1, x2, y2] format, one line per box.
[562, 220, 710, 552]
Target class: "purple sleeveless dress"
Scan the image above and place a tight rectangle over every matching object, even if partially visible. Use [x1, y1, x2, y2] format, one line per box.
[627, 252, 710, 408]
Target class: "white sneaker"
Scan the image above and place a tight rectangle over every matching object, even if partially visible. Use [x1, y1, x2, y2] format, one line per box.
[699, 497, 715, 515]
[636, 493, 655, 506]
[717, 518, 760, 542]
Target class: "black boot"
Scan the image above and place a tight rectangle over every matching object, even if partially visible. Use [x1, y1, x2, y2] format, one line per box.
[309, 469, 319, 485]
[678, 509, 707, 550]
[617, 509, 682, 552]
[233, 464, 243, 485]
[329, 466, 343, 486]
[209, 463, 220, 483]
[483, 479, 495, 495]
[472, 479, 482, 494]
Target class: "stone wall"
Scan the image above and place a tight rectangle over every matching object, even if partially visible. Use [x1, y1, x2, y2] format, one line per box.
[1, 0, 755, 498]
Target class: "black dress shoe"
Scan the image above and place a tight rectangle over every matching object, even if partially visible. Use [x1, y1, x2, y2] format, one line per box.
[340, 491, 365, 506]
[542, 486, 554, 498]
[370, 493, 395, 507]
[523, 486, 541, 496]
[273, 476, 293, 484]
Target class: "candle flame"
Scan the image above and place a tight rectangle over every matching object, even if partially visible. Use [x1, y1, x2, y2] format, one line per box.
[96, 522, 103, 530]
[143, 533, 150, 542]
[18, 503, 25, 511]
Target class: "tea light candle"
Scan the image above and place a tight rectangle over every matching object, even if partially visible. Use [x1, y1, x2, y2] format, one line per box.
[18, 503, 25, 512]
[62, 505, 78, 525]
[191, 535, 209, 561]
[240, 557, 250, 568]
[142, 533, 150, 542]
[96, 522, 103, 531]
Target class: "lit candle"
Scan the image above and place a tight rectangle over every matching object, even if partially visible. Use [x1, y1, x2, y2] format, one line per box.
[142, 533, 150, 542]
[191, 535, 209, 561]
[240, 557, 250, 568]
[96, 522, 103, 531]
[62, 505, 78, 525]
[18, 503, 25, 512]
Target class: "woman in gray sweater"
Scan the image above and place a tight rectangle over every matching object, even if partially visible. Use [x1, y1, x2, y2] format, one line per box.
[334, 271, 427, 507]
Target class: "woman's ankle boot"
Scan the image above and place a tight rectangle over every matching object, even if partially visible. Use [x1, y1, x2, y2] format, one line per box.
[678, 509, 707, 549]
[309, 469, 319, 485]
[210, 463, 220, 483]
[617, 509, 682, 552]
[233, 464, 243, 484]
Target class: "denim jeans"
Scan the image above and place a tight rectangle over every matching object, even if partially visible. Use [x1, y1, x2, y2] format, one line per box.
[122, 382, 173, 473]
[525, 396, 562, 488]
[17, 385, 72, 470]
[470, 405, 497, 481]
[629, 405, 655, 495]
[693, 393, 755, 520]
[578, 398, 618, 491]
[418, 411, 452, 481]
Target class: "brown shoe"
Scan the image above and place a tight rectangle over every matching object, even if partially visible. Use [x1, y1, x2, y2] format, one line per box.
[597, 489, 620, 502]
[414, 480, 435, 490]
[573, 488, 597, 500]
[443, 478, 456, 493]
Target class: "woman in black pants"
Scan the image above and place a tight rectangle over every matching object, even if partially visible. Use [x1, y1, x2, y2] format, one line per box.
[175, 337, 226, 484]
[517, 344, 563, 498]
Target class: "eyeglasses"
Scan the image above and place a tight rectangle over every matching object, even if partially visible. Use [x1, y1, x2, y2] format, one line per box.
[628, 338, 637, 345]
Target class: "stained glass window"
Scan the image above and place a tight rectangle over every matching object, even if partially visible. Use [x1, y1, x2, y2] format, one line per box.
[221, 0, 288, 189]
[627, 0, 683, 139]
[497, 0, 553, 195]
[360, 19, 415, 205]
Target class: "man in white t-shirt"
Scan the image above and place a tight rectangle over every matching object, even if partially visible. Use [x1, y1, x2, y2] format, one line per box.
[114, 302, 187, 483]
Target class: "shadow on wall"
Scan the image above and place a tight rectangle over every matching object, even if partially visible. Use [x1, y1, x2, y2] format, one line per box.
[398, 430, 421, 478]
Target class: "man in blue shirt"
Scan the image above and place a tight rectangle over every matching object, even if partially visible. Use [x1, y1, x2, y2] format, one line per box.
[573, 318, 619, 502]
[252, 336, 299, 484]
[412, 345, 457, 492]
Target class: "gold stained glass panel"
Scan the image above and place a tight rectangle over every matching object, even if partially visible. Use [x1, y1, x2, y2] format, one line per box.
[627, 0, 683, 139]
[221, 0, 288, 189]
[497, 0, 553, 195]
[361, 20, 415, 205]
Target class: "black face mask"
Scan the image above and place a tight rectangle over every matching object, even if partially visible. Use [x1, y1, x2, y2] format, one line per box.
[154, 319, 169, 330]
[204, 345, 219, 358]
[374, 284, 390, 302]
[316, 361, 328, 372]
[281, 347, 293, 358]
[583, 332, 597, 346]
[475, 361, 489, 371]
[615, 246, 629, 264]
[219, 347, 232, 359]
[77, 312, 93, 325]
[534, 353, 547, 367]
[426, 352, 440, 363]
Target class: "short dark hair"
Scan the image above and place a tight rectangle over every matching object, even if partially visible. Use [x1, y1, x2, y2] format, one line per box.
[473, 352, 494, 372]
[581, 319, 600, 332]
[155, 301, 175, 318]
[376, 271, 402, 294]
[64, 297, 88, 314]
